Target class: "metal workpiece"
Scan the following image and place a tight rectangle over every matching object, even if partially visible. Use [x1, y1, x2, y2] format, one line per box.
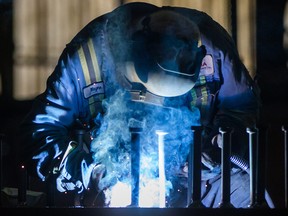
[188, 126, 205, 208]
[246, 125, 270, 208]
[246, 126, 258, 207]
[129, 127, 142, 207]
[282, 125, 288, 208]
[218, 126, 234, 208]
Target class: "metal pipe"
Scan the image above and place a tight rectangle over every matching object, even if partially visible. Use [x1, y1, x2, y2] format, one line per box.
[74, 129, 86, 207]
[18, 164, 27, 206]
[129, 127, 142, 207]
[188, 126, 205, 208]
[247, 127, 258, 207]
[282, 125, 288, 208]
[0, 133, 3, 207]
[156, 130, 168, 208]
[218, 126, 234, 208]
[46, 171, 56, 207]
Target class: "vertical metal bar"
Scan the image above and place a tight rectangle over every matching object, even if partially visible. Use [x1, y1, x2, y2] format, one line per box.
[187, 131, 193, 207]
[129, 127, 142, 207]
[156, 130, 168, 208]
[74, 129, 86, 207]
[0, 134, 3, 206]
[18, 164, 27, 206]
[188, 126, 205, 208]
[282, 125, 288, 208]
[218, 126, 234, 208]
[247, 127, 258, 207]
[46, 171, 56, 207]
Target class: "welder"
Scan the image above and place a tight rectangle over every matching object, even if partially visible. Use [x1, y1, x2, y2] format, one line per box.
[18, 2, 269, 208]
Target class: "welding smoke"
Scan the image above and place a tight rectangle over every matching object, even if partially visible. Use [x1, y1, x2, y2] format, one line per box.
[90, 88, 200, 206]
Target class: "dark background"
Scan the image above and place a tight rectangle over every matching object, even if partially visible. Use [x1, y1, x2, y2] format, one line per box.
[0, 0, 288, 208]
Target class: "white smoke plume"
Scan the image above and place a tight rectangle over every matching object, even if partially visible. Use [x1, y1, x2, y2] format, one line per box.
[90, 89, 200, 207]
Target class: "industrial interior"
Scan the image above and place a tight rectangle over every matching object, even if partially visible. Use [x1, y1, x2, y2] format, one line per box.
[0, 0, 288, 215]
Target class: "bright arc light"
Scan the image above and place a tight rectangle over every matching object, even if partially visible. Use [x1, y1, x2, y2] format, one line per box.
[156, 130, 168, 208]
[106, 130, 170, 208]
[106, 181, 131, 207]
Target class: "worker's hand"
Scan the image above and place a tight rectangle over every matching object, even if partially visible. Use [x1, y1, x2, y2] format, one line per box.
[201, 152, 220, 170]
[56, 141, 100, 193]
[201, 132, 222, 170]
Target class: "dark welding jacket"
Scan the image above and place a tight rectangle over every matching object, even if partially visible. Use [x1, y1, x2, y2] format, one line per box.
[18, 2, 261, 183]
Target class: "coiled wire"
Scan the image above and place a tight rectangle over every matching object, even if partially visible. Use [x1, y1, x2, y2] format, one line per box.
[230, 155, 249, 172]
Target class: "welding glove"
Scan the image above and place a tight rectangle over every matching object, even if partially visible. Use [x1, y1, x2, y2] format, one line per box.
[201, 133, 223, 169]
[56, 140, 100, 193]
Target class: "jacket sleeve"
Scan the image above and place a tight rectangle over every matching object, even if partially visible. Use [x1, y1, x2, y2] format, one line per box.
[201, 48, 261, 164]
[208, 56, 261, 162]
[173, 6, 261, 146]
[192, 14, 261, 163]
[18, 48, 89, 181]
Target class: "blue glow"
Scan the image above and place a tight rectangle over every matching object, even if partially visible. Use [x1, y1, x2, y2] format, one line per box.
[90, 89, 200, 207]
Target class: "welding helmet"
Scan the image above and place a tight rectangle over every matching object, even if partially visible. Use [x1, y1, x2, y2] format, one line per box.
[125, 10, 206, 97]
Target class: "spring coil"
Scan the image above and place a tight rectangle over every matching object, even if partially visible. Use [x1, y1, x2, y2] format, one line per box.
[230, 155, 249, 171]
